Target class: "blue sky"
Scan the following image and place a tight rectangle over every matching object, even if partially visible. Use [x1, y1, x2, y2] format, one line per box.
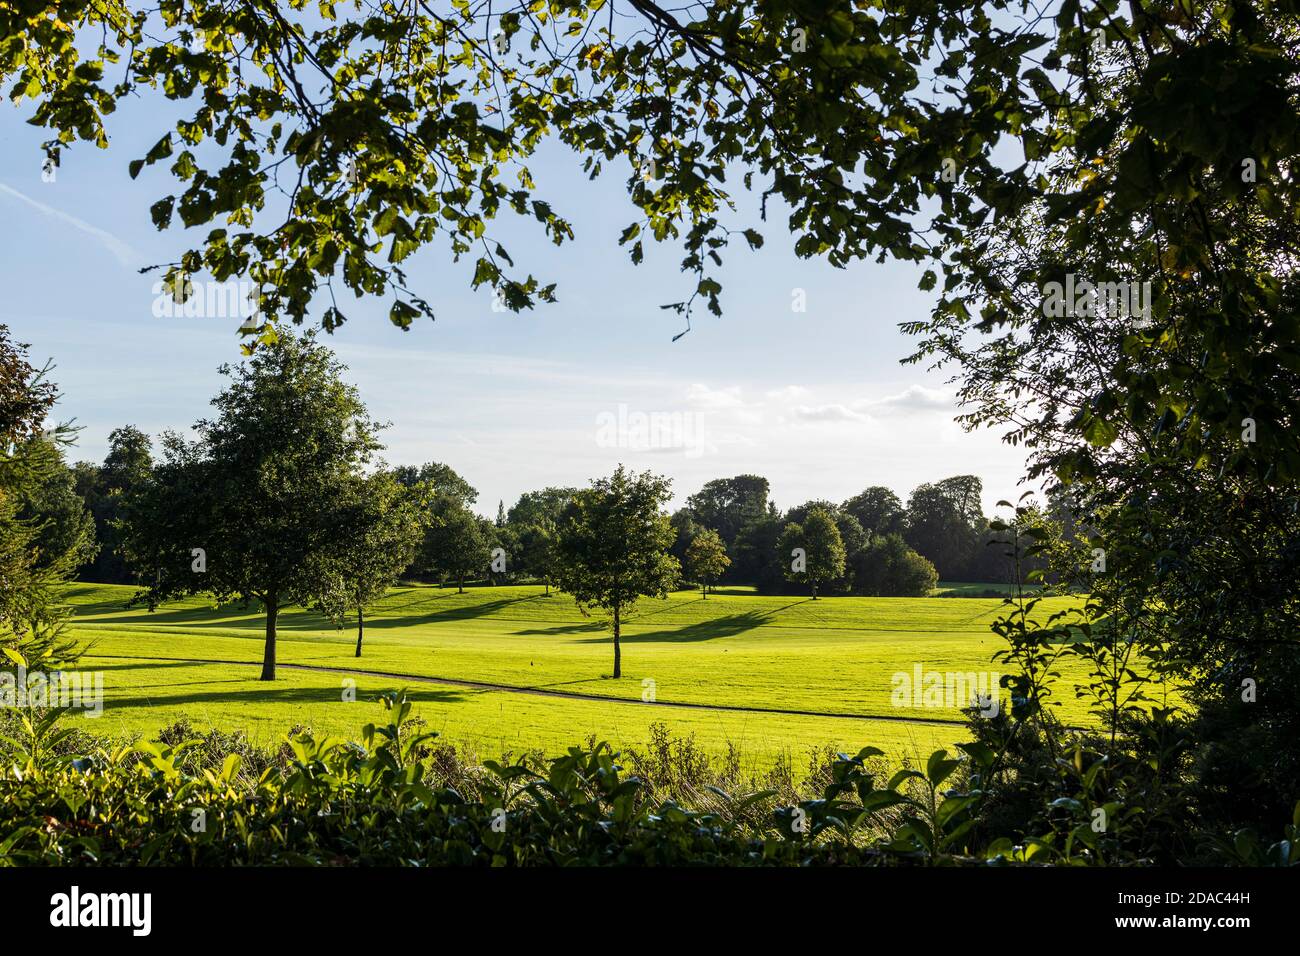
[0, 89, 1032, 518]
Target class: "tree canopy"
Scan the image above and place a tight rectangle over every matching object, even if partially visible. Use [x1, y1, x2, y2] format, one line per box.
[15, 0, 1292, 375]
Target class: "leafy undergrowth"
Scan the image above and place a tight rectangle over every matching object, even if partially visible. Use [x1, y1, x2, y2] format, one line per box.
[0, 697, 1294, 867]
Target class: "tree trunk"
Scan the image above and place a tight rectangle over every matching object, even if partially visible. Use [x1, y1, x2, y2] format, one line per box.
[354, 606, 364, 657]
[458, 572, 465, 594]
[612, 608, 622, 679]
[260, 596, 278, 680]
[701, 581, 707, 600]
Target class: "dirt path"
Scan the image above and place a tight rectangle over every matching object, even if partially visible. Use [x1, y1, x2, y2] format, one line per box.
[89, 653, 980, 728]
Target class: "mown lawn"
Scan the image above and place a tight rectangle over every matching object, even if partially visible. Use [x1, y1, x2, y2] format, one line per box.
[57, 582, 1116, 769]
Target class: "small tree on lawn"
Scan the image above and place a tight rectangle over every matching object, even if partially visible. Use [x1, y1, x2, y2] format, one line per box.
[420, 501, 490, 593]
[554, 465, 678, 678]
[316, 471, 432, 657]
[684, 528, 729, 598]
[779, 507, 845, 600]
[517, 518, 557, 595]
[120, 332, 380, 680]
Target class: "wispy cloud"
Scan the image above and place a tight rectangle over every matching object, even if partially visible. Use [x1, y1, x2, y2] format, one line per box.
[859, 384, 953, 412]
[792, 403, 870, 423]
[0, 182, 141, 268]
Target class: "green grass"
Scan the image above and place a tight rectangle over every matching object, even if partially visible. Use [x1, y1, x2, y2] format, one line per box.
[57, 582, 1107, 769]
[932, 580, 1038, 597]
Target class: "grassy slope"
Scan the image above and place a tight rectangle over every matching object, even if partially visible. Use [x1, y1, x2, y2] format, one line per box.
[61, 582, 1102, 767]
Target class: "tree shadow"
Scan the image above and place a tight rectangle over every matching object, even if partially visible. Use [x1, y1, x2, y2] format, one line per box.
[75, 602, 344, 632]
[74, 601, 263, 627]
[101, 683, 472, 711]
[79, 659, 199, 673]
[576, 611, 775, 644]
[515, 621, 608, 636]
[363, 594, 552, 629]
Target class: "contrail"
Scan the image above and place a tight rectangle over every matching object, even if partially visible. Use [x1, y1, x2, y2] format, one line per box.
[0, 181, 140, 268]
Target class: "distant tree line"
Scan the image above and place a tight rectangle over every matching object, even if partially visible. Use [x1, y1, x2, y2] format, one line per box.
[665, 474, 1019, 598]
[63, 441, 1019, 603]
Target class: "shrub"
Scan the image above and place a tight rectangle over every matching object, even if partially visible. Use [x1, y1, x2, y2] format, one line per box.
[0, 696, 1294, 867]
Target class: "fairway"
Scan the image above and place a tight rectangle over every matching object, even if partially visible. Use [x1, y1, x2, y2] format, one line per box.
[54, 582, 1114, 770]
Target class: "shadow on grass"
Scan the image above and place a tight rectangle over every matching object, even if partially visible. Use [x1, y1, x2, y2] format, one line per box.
[516, 621, 608, 636]
[75, 602, 345, 632]
[363, 594, 553, 629]
[574, 611, 776, 644]
[79, 659, 199, 673]
[103, 684, 472, 711]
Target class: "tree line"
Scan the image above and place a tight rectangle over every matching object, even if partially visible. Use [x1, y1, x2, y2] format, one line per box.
[6, 331, 1038, 683]
[61, 404, 1019, 606]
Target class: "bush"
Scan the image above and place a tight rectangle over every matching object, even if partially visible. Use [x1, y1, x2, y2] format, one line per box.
[0, 696, 1294, 867]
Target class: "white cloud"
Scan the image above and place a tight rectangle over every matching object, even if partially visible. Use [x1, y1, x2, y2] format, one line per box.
[764, 385, 809, 402]
[792, 403, 870, 423]
[859, 384, 953, 412]
[685, 383, 746, 409]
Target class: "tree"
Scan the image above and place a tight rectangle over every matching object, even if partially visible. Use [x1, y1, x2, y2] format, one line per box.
[516, 519, 558, 595]
[684, 528, 730, 598]
[892, 4, 1300, 832]
[16, 437, 98, 577]
[830, 511, 867, 595]
[0, 327, 80, 669]
[75, 425, 153, 583]
[783, 499, 841, 527]
[685, 476, 770, 553]
[904, 477, 986, 580]
[506, 487, 580, 528]
[554, 466, 679, 678]
[120, 332, 381, 680]
[489, 521, 518, 584]
[419, 502, 490, 593]
[393, 462, 477, 506]
[4, 3, 1048, 335]
[842, 487, 907, 538]
[853, 533, 938, 597]
[779, 507, 845, 600]
[784, 501, 862, 594]
[315, 472, 431, 657]
[668, 507, 704, 572]
[731, 507, 785, 594]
